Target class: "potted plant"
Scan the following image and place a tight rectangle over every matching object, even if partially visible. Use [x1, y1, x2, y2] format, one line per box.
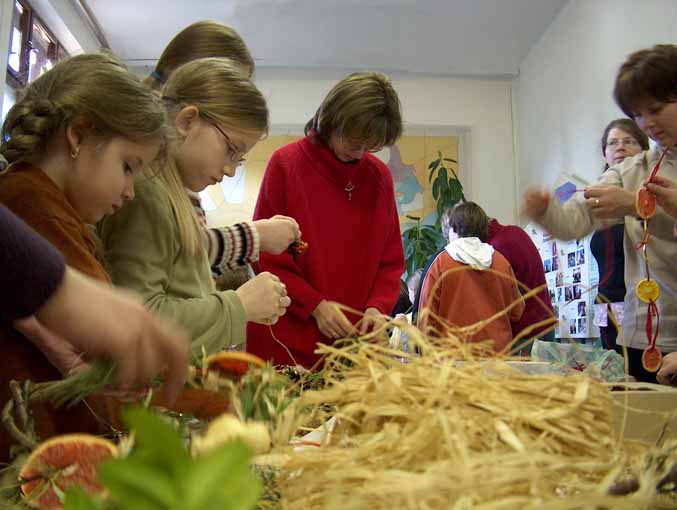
[402, 151, 465, 277]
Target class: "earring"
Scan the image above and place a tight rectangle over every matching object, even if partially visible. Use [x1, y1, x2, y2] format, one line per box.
[70, 147, 80, 159]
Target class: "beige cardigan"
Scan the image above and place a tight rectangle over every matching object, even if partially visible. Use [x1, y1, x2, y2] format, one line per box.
[536, 146, 677, 351]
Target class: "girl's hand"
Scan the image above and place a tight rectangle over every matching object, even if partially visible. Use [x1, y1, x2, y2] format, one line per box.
[14, 316, 89, 376]
[236, 271, 290, 324]
[255, 216, 301, 255]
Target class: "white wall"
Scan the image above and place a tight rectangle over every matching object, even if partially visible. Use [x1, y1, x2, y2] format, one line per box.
[516, 0, 677, 219]
[254, 68, 518, 224]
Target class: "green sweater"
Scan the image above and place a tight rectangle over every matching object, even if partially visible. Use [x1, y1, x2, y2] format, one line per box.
[97, 177, 246, 355]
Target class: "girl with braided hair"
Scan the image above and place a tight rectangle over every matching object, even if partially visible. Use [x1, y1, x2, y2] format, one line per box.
[0, 53, 167, 460]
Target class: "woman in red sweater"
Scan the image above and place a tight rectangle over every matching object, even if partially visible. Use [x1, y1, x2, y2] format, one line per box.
[247, 72, 405, 368]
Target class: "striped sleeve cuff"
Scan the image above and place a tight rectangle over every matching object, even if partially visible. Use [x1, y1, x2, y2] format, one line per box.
[211, 221, 260, 275]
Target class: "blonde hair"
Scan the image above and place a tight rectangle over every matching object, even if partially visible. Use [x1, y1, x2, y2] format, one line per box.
[146, 20, 254, 90]
[151, 57, 268, 257]
[305, 71, 403, 148]
[1, 53, 166, 165]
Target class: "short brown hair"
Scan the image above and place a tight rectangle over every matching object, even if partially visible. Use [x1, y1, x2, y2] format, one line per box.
[304, 72, 403, 148]
[147, 21, 254, 90]
[614, 44, 677, 118]
[446, 202, 489, 242]
[601, 118, 649, 169]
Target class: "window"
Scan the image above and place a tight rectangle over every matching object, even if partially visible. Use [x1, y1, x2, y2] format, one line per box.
[6, 0, 68, 87]
[4, 0, 68, 122]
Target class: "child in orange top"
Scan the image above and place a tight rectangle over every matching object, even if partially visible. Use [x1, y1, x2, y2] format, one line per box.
[0, 53, 166, 460]
[419, 202, 524, 353]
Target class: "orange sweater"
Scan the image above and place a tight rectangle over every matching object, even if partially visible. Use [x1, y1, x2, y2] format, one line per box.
[419, 250, 524, 353]
[0, 164, 223, 460]
[0, 164, 117, 460]
[0, 164, 109, 282]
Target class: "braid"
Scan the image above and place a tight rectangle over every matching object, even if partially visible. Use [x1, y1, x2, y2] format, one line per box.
[1, 99, 65, 164]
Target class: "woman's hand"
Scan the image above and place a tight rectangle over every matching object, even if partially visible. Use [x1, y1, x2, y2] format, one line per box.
[583, 186, 635, 219]
[646, 176, 677, 219]
[657, 351, 677, 385]
[521, 187, 551, 220]
[358, 307, 386, 335]
[312, 300, 354, 339]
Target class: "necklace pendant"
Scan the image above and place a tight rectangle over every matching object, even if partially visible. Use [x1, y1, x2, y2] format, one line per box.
[345, 181, 355, 201]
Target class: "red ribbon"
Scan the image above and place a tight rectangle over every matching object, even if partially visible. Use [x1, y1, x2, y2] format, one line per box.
[647, 147, 670, 184]
[646, 301, 660, 349]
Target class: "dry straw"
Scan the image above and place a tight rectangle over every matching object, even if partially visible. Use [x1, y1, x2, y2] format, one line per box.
[259, 317, 676, 510]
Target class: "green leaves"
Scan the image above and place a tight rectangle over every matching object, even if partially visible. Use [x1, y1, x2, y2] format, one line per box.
[63, 487, 104, 510]
[402, 222, 444, 276]
[63, 408, 262, 510]
[402, 150, 465, 277]
[183, 443, 260, 510]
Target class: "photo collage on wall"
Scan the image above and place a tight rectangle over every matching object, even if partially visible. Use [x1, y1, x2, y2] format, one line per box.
[526, 224, 599, 340]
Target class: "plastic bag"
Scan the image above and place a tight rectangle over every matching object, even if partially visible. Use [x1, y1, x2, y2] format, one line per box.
[531, 340, 627, 382]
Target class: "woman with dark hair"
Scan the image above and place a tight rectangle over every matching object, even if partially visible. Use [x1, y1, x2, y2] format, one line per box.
[523, 44, 677, 382]
[418, 202, 524, 354]
[590, 119, 649, 351]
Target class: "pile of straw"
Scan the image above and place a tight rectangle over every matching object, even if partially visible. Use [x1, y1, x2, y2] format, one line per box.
[261, 325, 676, 510]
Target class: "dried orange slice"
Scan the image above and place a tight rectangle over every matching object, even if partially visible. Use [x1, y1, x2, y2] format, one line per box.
[635, 279, 660, 304]
[19, 434, 116, 509]
[636, 188, 657, 219]
[205, 351, 266, 379]
[642, 347, 662, 373]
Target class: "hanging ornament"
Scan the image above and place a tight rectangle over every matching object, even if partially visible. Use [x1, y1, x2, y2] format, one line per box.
[635, 278, 660, 304]
[636, 188, 657, 219]
[635, 147, 669, 373]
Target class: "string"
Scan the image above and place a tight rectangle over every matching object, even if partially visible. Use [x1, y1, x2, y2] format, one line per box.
[268, 325, 300, 367]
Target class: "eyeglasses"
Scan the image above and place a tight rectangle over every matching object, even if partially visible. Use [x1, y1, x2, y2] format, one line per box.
[202, 115, 246, 165]
[341, 136, 384, 154]
[606, 138, 640, 149]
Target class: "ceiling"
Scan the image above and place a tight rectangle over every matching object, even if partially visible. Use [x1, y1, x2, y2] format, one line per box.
[86, 0, 568, 77]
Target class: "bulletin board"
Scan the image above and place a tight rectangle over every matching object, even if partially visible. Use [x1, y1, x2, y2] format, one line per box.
[524, 173, 600, 341]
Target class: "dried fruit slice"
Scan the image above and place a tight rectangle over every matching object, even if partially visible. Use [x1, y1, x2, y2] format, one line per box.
[642, 346, 662, 373]
[205, 351, 266, 379]
[636, 188, 657, 219]
[19, 434, 116, 510]
[635, 279, 660, 304]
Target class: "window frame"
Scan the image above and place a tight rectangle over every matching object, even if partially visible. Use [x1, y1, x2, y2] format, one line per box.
[6, 0, 68, 87]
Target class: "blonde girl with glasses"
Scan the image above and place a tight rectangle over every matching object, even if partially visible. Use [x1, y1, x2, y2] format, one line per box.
[98, 58, 290, 356]
[147, 20, 300, 277]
